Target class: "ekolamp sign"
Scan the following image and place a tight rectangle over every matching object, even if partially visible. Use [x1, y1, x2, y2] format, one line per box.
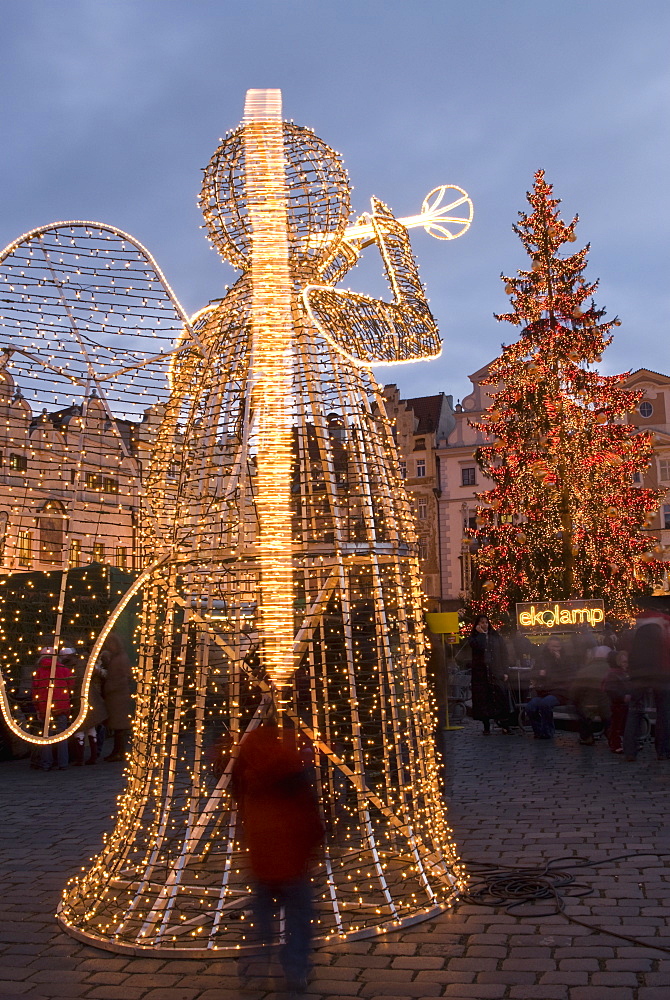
[516, 599, 605, 632]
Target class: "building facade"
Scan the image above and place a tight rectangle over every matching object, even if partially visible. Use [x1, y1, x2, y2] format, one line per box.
[622, 368, 670, 580]
[382, 385, 455, 609]
[0, 368, 142, 575]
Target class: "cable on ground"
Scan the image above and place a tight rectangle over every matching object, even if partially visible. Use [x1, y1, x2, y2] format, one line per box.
[456, 851, 670, 954]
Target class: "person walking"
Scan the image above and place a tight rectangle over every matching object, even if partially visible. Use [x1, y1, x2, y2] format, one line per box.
[623, 616, 670, 761]
[602, 648, 629, 753]
[468, 615, 514, 735]
[101, 633, 134, 762]
[525, 636, 568, 740]
[232, 720, 324, 993]
[571, 644, 612, 746]
[69, 648, 107, 765]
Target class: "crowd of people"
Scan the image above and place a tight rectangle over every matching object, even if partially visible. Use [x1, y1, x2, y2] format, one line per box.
[20, 633, 134, 771]
[464, 613, 670, 761]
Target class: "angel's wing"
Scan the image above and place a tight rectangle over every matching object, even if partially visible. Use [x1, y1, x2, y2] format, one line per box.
[0, 221, 204, 743]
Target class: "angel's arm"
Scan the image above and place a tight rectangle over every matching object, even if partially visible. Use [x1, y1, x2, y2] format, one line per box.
[302, 197, 440, 366]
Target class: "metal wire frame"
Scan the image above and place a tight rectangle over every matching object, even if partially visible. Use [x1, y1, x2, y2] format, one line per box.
[0, 94, 466, 954]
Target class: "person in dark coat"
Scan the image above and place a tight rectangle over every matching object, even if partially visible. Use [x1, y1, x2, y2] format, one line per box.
[570, 644, 612, 746]
[603, 649, 629, 754]
[525, 637, 568, 740]
[467, 615, 514, 734]
[232, 721, 324, 992]
[623, 617, 670, 761]
[101, 633, 134, 762]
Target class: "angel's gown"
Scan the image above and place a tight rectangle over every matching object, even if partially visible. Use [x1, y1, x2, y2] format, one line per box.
[59, 122, 463, 953]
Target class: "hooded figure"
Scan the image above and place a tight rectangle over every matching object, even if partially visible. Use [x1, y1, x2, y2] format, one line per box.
[232, 723, 323, 990]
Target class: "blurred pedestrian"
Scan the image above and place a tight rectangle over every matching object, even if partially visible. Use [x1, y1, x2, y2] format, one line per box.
[232, 719, 324, 993]
[69, 649, 107, 765]
[623, 617, 670, 761]
[525, 636, 568, 740]
[101, 633, 134, 762]
[571, 644, 611, 746]
[603, 648, 629, 754]
[31, 648, 75, 770]
[467, 615, 514, 734]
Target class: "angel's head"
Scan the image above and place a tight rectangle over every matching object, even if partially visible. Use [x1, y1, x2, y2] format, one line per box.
[200, 122, 351, 276]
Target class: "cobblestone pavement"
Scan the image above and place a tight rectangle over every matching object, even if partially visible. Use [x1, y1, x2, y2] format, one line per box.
[1, 721, 670, 1000]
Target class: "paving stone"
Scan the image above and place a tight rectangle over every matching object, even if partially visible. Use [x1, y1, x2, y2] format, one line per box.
[82, 972, 132, 986]
[508, 988, 569, 999]
[415, 970, 476, 984]
[476, 971, 540, 985]
[418, 943, 466, 958]
[359, 987, 441, 998]
[501, 958, 558, 971]
[24, 971, 88, 984]
[391, 956, 445, 969]
[0, 969, 34, 982]
[569, 989, 636, 1000]
[540, 971, 590, 985]
[372, 942, 417, 955]
[139, 991, 202, 1000]
[310, 965, 360, 980]
[309, 980, 363, 996]
[83, 989, 147, 1000]
[556, 958, 601, 971]
[359, 968, 414, 982]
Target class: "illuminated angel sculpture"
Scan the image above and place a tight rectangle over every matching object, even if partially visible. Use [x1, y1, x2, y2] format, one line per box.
[0, 90, 472, 953]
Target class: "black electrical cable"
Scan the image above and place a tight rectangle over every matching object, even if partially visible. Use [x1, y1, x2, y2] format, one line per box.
[456, 851, 670, 954]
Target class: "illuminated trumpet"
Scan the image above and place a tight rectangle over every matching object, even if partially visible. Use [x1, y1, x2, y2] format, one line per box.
[344, 184, 474, 244]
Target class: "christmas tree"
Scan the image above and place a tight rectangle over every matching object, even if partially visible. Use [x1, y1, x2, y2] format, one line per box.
[470, 170, 663, 623]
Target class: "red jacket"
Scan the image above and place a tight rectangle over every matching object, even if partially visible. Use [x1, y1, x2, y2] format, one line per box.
[31, 658, 75, 718]
[231, 726, 324, 883]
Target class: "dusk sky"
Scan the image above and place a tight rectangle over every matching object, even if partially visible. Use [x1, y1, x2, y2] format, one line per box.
[1, 0, 667, 406]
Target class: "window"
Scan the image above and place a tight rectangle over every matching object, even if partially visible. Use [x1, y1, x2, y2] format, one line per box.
[103, 477, 119, 495]
[92, 542, 105, 563]
[115, 546, 127, 570]
[632, 471, 642, 484]
[17, 530, 32, 567]
[85, 473, 102, 491]
[416, 459, 426, 478]
[69, 539, 81, 568]
[639, 401, 653, 418]
[39, 501, 64, 565]
[414, 437, 426, 451]
[9, 453, 27, 472]
[418, 538, 428, 560]
[461, 467, 476, 486]
[664, 506, 670, 530]
[659, 460, 670, 482]
[399, 461, 406, 479]
[417, 499, 427, 520]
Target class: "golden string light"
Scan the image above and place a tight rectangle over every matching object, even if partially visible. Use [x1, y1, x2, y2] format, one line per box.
[0, 89, 471, 953]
